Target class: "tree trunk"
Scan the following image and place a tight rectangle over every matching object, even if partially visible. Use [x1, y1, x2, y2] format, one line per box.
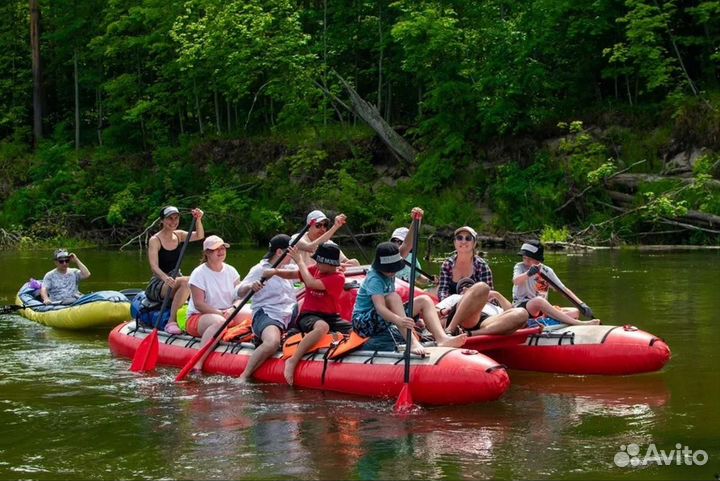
[376, 2, 383, 114]
[74, 50, 80, 150]
[226, 97, 231, 132]
[326, 72, 418, 163]
[96, 86, 103, 146]
[30, 0, 43, 147]
[214, 89, 221, 134]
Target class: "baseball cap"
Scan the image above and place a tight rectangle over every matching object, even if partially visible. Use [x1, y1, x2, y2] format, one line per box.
[263, 234, 290, 259]
[306, 210, 329, 226]
[161, 206, 180, 218]
[203, 235, 230, 251]
[371, 242, 405, 273]
[54, 248, 70, 260]
[312, 242, 341, 266]
[518, 240, 544, 262]
[390, 227, 409, 242]
[454, 226, 478, 239]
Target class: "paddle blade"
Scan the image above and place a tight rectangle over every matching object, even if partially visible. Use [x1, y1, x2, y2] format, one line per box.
[129, 329, 159, 373]
[394, 382, 414, 413]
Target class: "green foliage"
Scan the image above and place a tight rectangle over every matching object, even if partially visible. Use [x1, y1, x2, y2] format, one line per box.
[540, 225, 571, 243]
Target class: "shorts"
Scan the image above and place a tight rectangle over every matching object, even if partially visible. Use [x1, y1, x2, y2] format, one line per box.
[352, 309, 388, 338]
[297, 312, 352, 334]
[186, 312, 203, 337]
[145, 276, 166, 303]
[362, 325, 406, 352]
[251, 306, 298, 340]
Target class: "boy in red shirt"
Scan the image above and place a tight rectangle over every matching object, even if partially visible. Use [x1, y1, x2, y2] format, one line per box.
[284, 242, 351, 385]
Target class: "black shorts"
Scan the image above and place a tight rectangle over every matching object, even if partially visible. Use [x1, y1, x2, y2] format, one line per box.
[145, 276, 165, 302]
[297, 312, 352, 334]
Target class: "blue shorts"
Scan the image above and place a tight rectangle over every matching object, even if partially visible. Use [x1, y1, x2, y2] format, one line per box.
[352, 309, 405, 352]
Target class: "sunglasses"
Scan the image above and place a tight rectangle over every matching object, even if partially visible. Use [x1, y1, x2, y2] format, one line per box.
[315, 222, 330, 229]
[56, 258, 70, 264]
[455, 235, 474, 242]
[390, 238, 403, 245]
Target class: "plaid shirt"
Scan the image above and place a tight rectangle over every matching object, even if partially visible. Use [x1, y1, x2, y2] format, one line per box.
[437, 254, 494, 300]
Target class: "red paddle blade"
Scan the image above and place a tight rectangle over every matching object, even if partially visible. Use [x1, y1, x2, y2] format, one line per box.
[394, 383, 414, 413]
[129, 329, 159, 373]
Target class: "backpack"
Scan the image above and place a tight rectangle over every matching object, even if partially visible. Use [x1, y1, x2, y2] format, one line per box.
[130, 291, 170, 329]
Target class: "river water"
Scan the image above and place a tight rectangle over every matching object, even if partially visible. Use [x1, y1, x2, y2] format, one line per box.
[0, 246, 717, 480]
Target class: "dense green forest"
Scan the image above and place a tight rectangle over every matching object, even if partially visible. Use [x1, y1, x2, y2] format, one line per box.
[1, 0, 719, 248]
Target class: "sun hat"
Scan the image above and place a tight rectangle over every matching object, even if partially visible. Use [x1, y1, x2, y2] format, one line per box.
[390, 227, 409, 242]
[518, 240, 544, 262]
[54, 248, 70, 260]
[161, 206, 180, 218]
[203, 235, 230, 251]
[454, 226, 478, 239]
[312, 242, 341, 266]
[306, 210, 329, 226]
[371, 242, 406, 273]
[263, 234, 290, 259]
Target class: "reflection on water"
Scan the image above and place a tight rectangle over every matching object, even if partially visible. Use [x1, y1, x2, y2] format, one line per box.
[1, 248, 718, 480]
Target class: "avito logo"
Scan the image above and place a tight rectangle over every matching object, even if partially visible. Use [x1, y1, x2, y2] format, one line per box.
[614, 443, 708, 467]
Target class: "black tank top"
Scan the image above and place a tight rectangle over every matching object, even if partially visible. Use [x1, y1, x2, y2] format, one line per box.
[157, 235, 181, 274]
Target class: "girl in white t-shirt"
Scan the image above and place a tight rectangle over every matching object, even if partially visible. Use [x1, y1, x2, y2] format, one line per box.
[186, 235, 242, 370]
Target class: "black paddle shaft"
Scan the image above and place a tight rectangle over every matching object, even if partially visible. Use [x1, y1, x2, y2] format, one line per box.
[403, 215, 421, 383]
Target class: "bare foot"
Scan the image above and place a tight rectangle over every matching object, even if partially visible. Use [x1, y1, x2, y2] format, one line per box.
[411, 343, 426, 356]
[579, 319, 601, 325]
[283, 359, 298, 386]
[437, 332, 468, 348]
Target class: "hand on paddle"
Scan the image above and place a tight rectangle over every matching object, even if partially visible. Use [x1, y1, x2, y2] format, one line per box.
[190, 208, 204, 220]
[526, 265, 540, 277]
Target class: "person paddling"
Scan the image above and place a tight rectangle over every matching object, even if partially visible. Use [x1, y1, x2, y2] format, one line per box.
[512, 240, 601, 326]
[145, 206, 204, 334]
[390, 207, 435, 287]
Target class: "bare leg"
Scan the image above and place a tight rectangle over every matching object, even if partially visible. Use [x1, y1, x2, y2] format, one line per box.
[527, 297, 600, 325]
[168, 277, 190, 324]
[446, 282, 490, 333]
[386, 293, 425, 356]
[239, 326, 282, 382]
[468, 307, 528, 335]
[195, 314, 226, 371]
[412, 295, 466, 347]
[284, 321, 329, 386]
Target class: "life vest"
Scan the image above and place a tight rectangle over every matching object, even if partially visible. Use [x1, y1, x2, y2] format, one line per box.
[222, 318, 253, 343]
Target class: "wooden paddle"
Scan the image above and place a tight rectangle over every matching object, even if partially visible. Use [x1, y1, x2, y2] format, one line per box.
[394, 210, 422, 413]
[175, 222, 311, 382]
[537, 268, 595, 318]
[130, 216, 196, 373]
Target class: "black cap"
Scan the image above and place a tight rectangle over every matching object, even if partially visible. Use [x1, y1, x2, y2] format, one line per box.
[518, 240, 544, 262]
[371, 241, 405, 273]
[456, 277, 475, 293]
[312, 242, 341, 266]
[264, 234, 290, 259]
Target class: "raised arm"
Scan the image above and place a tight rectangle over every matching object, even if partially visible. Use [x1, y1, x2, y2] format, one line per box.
[297, 214, 347, 252]
[398, 207, 423, 258]
[70, 253, 91, 280]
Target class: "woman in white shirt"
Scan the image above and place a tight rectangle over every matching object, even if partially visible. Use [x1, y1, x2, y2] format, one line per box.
[186, 235, 241, 370]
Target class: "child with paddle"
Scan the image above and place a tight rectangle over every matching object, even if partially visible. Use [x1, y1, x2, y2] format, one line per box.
[236, 234, 300, 383]
[390, 207, 436, 287]
[512, 240, 601, 326]
[351, 241, 467, 355]
[281, 242, 352, 385]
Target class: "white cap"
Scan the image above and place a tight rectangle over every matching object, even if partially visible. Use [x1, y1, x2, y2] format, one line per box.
[454, 226, 478, 239]
[203, 235, 229, 251]
[390, 227, 409, 242]
[306, 210, 328, 226]
[162, 206, 180, 218]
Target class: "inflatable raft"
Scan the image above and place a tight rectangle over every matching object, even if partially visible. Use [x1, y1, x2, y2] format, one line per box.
[109, 321, 510, 405]
[15, 281, 131, 330]
[483, 324, 671, 375]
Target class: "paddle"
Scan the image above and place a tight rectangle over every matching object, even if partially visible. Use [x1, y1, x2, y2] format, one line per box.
[0, 304, 24, 315]
[175, 222, 311, 382]
[130, 216, 196, 373]
[394, 210, 422, 413]
[402, 259, 435, 282]
[537, 269, 595, 319]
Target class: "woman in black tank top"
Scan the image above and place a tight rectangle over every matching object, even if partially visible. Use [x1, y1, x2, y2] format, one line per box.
[146, 206, 205, 334]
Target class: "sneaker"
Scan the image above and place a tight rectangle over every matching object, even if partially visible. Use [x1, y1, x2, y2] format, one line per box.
[165, 321, 182, 335]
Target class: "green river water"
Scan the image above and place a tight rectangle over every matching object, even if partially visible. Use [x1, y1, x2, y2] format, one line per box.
[0, 246, 718, 480]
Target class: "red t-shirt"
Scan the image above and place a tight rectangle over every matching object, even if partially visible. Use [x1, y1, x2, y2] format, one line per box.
[300, 265, 345, 315]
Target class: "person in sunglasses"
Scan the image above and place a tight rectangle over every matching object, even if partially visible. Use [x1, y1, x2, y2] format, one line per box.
[438, 227, 528, 335]
[293, 209, 359, 268]
[39, 249, 91, 305]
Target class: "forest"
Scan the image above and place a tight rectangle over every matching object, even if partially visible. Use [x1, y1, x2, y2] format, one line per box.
[1, 0, 719, 248]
